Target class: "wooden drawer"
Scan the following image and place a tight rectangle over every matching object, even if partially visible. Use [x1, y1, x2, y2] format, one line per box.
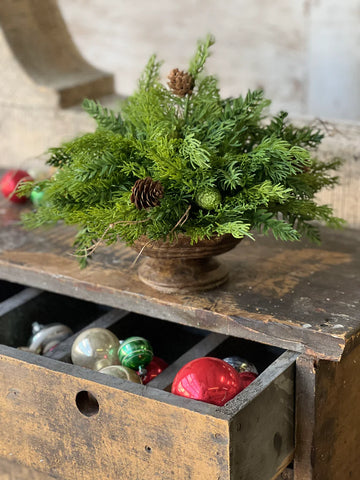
[0, 282, 297, 480]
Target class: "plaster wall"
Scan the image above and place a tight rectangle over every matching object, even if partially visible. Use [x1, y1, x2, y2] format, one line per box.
[60, 0, 360, 121]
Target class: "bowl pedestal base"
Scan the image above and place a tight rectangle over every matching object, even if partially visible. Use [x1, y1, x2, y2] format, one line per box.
[138, 256, 229, 294]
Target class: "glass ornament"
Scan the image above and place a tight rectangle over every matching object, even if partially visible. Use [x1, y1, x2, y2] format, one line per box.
[223, 356, 258, 375]
[30, 187, 45, 207]
[71, 328, 120, 370]
[139, 356, 168, 385]
[118, 336, 153, 369]
[171, 357, 241, 406]
[28, 322, 73, 354]
[99, 365, 142, 384]
[238, 371, 258, 391]
[0, 169, 32, 203]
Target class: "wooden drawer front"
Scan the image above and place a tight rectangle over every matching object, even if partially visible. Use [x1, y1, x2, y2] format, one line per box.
[0, 284, 297, 480]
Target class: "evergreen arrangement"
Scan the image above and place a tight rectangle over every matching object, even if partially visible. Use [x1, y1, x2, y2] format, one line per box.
[20, 35, 344, 267]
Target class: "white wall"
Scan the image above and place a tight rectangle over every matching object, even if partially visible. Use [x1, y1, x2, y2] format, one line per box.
[59, 0, 360, 121]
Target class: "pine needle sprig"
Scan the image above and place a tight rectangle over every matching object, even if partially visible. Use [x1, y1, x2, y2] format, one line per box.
[188, 34, 215, 79]
[82, 99, 126, 134]
[138, 54, 163, 91]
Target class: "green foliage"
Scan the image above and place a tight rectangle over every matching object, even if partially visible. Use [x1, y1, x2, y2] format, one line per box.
[21, 36, 344, 266]
[189, 34, 215, 78]
[82, 99, 126, 134]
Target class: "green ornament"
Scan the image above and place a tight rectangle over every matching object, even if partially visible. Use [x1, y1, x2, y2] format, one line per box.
[30, 187, 45, 207]
[195, 186, 222, 210]
[118, 336, 153, 369]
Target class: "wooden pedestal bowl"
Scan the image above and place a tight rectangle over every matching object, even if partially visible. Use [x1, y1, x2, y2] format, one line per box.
[132, 234, 241, 294]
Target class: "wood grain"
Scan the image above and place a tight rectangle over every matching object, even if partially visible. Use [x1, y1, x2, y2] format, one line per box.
[0, 457, 57, 479]
[0, 288, 42, 317]
[293, 355, 316, 480]
[312, 345, 360, 479]
[0, 342, 296, 480]
[0, 198, 358, 361]
[0, 345, 231, 480]
[294, 343, 360, 479]
[226, 351, 298, 480]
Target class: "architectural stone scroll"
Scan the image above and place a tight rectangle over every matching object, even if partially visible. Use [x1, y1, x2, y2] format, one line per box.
[0, 0, 117, 168]
[0, 0, 114, 108]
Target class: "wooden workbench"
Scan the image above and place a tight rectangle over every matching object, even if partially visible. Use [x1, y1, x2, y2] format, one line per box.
[0, 197, 359, 480]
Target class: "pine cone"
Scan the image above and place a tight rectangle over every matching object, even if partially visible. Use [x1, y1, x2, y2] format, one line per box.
[167, 68, 194, 97]
[130, 177, 164, 210]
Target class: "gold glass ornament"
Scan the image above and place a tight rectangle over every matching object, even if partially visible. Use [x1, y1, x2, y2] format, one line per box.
[71, 328, 120, 370]
[99, 365, 142, 384]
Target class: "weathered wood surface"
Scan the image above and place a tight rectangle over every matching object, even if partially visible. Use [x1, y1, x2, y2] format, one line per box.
[0, 344, 296, 480]
[275, 469, 294, 480]
[294, 344, 360, 480]
[226, 351, 297, 480]
[0, 287, 41, 317]
[293, 355, 316, 480]
[0, 198, 358, 361]
[0, 457, 57, 479]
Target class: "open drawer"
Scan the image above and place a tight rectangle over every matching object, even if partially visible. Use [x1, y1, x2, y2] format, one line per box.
[0, 282, 297, 480]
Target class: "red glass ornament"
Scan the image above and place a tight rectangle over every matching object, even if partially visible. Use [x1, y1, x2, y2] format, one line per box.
[0, 169, 32, 203]
[238, 371, 258, 391]
[140, 356, 168, 385]
[171, 357, 242, 406]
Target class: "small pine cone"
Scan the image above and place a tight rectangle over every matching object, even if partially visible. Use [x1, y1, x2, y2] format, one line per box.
[167, 68, 194, 97]
[130, 177, 164, 210]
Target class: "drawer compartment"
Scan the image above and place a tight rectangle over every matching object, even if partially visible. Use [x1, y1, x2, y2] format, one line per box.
[0, 285, 297, 480]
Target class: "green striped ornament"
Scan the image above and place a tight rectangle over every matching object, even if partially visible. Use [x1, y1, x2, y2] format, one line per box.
[118, 336, 153, 369]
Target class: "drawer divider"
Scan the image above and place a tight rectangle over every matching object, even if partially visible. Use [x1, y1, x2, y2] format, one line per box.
[45, 308, 129, 362]
[147, 332, 228, 390]
[0, 288, 42, 317]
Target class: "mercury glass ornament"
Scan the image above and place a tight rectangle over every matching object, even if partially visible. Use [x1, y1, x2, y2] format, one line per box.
[28, 322, 73, 354]
[99, 365, 142, 384]
[71, 328, 121, 371]
[118, 336, 153, 369]
[223, 356, 258, 375]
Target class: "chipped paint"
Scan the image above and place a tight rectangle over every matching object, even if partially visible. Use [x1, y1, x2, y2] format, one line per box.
[240, 249, 351, 298]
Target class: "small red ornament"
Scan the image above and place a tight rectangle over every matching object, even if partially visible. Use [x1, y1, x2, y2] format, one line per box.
[238, 371, 258, 391]
[171, 357, 242, 406]
[139, 356, 168, 385]
[0, 169, 32, 203]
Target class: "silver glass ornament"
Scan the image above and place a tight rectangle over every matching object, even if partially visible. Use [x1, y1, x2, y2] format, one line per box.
[28, 322, 73, 354]
[71, 327, 121, 370]
[223, 356, 258, 375]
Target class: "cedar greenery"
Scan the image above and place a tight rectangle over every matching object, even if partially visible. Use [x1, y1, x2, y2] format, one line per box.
[20, 35, 344, 267]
